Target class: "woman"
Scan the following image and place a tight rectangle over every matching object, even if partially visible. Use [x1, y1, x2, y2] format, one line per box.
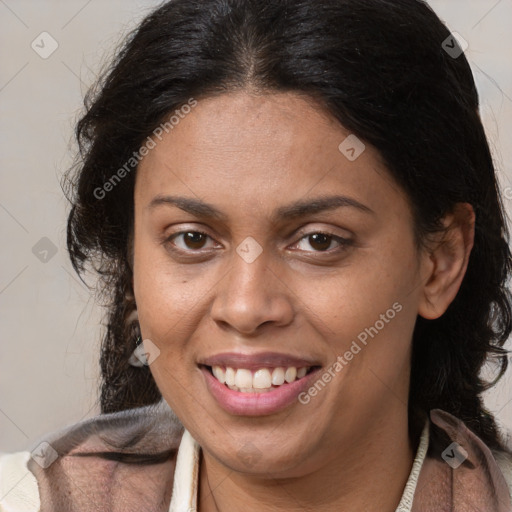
[1, 0, 512, 510]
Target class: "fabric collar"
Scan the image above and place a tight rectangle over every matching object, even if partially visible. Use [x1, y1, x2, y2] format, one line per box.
[168, 421, 430, 512]
[23, 402, 512, 511]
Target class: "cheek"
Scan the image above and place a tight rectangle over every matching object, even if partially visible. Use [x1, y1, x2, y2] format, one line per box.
[298, 257, 413, 333]
[295, 244, 417, 375]
[132, 238, 219, 400]
[133, 233, 202, 334]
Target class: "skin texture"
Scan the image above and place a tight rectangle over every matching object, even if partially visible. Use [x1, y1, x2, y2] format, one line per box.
[132, 90, 475, 511]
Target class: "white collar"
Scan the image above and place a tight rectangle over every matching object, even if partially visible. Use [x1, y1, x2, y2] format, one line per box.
[169, 422, 430, 512]
[168, 429, 201, 512]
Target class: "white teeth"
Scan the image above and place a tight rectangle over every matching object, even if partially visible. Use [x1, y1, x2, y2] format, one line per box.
[253, 369, 272, 389]
[211, 365, 311, 392]
[225, 367, 236, 386]
[271, 367, 285, 385]
[212, 366, 226, 384]
[285, 367, 297, 383]
[235, 369, 253, 388]
[297, 367, 307, 378]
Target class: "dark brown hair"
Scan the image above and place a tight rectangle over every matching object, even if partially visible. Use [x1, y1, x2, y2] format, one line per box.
[64, 0, 512, 450]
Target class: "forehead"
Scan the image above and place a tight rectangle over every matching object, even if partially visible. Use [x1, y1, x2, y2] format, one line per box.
[134, 90, 407, 220]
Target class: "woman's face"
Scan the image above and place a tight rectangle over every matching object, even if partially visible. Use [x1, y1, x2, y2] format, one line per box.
[133, 90, 431, 477]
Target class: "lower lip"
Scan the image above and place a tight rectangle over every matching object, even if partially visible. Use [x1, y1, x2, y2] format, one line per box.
[200, 366, 322, 416]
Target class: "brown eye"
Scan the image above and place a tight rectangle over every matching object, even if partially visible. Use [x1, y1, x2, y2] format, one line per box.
[308, 233, 333, 251]
[183, 231, 206, 249]
[293, 231, 352, 253]
[182, 232, 208, 249]
[167, 231, 215, 252]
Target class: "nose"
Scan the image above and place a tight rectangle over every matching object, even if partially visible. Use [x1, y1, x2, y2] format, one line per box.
[210, 244, 294, 335]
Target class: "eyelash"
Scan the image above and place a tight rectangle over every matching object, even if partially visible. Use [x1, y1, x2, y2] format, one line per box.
[163, 229, 353, 256]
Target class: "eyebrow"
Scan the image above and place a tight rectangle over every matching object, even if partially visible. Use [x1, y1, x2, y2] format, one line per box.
[146, 194, 375, 221]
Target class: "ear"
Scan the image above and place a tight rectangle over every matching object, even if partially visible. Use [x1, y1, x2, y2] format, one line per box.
[418, 203, 475, 320]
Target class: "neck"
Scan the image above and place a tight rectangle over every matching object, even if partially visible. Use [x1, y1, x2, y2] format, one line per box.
[198, 410, 418, 512]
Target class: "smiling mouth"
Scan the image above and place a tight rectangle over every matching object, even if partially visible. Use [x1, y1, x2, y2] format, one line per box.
[201, 364, 320, 393]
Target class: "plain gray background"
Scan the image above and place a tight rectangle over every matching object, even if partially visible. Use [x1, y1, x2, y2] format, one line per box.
[1, 0, 512, 452]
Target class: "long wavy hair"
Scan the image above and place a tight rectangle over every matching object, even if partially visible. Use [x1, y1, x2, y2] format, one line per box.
[63, 0, 512, 450]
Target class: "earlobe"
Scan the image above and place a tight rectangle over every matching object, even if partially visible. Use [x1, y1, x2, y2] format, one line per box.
[418, 203, 475, 320]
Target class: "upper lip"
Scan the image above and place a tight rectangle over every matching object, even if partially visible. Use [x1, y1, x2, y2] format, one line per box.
[198, 351, 322, 370]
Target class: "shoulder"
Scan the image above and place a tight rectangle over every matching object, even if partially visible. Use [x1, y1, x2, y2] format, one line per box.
[493, 448, 512, 500]
[426, 409, 512, 504]
[0, 451, 39, 511]
[0, 400, 183, 512]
